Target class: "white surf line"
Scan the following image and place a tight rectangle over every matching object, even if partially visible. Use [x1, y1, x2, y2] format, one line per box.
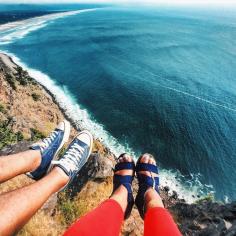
[1, 50, 207, 203]
[0, 9, 96, 32]
[0, 8, 98, 45]
[109, 54, 236, 113]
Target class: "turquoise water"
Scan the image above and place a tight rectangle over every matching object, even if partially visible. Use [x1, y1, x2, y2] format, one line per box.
[1, 5, 236, 201]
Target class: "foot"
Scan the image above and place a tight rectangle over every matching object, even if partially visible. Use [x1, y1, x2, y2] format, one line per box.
[135, 153, 160, 219]
[27, 120, 71, 180]
[111, 153, 135, 219]
[52, 130, 93, 188]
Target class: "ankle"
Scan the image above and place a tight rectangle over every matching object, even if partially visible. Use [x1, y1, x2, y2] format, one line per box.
[51, 167, 70, 186]
[110, 185, 128, 213]
[145, 188, 164, 211]
[28, 150, 42, 171]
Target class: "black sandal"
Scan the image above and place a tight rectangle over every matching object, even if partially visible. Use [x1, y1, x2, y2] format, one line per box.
[111, 153, 135, 219]
[135, 155, 159, 219]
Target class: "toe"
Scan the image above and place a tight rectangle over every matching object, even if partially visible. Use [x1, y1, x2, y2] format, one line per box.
[142, 155, 149, 163]
[148, 157, 153, 164]
[125, 154, 132, 162]
[150, 158, 156, 165]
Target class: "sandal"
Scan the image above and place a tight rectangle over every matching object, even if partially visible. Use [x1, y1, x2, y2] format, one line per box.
[135, 154, 159, 219]
[111, 153, 135, 219]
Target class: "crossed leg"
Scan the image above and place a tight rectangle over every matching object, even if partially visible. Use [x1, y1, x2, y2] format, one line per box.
[0, 150, 69, 235]
[0, 150, 41, 183]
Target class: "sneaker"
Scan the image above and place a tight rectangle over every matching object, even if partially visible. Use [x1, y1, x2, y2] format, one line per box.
[52, 130, 93, 187]
[27, 120, 71, 180]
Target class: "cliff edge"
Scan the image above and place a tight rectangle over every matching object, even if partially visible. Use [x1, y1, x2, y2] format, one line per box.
[0, 53, 236, 236]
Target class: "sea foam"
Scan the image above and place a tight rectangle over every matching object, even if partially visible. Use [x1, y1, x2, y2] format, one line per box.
[0, 9, 212, 203]
[0, 51, 212, 203]
[0, 9, 97, 45]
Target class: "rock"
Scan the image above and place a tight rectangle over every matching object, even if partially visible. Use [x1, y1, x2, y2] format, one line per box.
[199, 225, 220, 236]
[68, 153, 113, 196]
[91, 153, 113, 179]
[224, 223, 236, 236]
[0, 140, 32, 155]
[172, 190, 178, 200]
[164, 186, 170, 192]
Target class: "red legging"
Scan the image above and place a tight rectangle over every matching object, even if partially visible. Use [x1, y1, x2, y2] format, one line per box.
[63, 199, 182, 236]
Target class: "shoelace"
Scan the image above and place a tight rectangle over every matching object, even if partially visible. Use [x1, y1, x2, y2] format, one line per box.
[53, 142, 85, 173]
[39, 130, 59, 152]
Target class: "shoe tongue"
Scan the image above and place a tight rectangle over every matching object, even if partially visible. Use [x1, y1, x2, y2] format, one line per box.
[74, 138, 88, 147]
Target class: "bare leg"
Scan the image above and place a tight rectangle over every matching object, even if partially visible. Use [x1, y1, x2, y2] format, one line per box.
[111, 154, 163, 213]
[0, 167, 69, 235]
[110, 154, 134, 213]
[140, 154, 181, 236]
[63, 154, 133, 236]
[139, 154, 164, 210]
[0, 150, 41, 183]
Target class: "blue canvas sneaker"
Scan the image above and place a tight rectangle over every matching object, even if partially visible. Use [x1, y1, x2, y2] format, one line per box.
[27, 120, 71, 180]
[52, 130, 93, 188]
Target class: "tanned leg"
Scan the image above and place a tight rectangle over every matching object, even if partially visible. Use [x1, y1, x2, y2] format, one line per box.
[0, 167, 68, 236]
[139, 154, 164, 210]
[0, 150, 41, 183]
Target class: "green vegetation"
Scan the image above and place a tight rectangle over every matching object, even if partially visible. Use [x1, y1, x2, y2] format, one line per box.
[31, 93, 40, 101]
[195, 193, 214, 204]
[0, 118, 46, 149]
[5, 67, 36, 89]
[15, 66, 33, 86]
[0, 103, 6, 113]
[58, 194, 79, 225]
[16, 131, 24, 141]
[30, 128, 46, 141]
[5, 73, 16, 90]
[0, 120, 24, 149]
[58, 192, 88, 226]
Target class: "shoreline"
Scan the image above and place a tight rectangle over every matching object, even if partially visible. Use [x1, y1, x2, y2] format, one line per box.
[1, 50, 236, 236]
[0, 52, 80, 134]
[0, 9, 97, 32]
[0, 51, 209, 203]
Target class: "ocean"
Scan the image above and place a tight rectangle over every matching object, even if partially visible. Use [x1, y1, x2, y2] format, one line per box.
[0, 4, 236, 202]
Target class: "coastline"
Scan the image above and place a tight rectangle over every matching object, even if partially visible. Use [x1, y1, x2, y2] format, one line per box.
[0, 8, 212, 203]
[0, 9, 97, 32]
[0, 51, 111, 155]
[2, 51, 209, 203]
[1, 52, 236, 235]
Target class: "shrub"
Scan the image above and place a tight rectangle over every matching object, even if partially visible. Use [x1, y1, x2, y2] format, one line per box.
[0, 120, 19, 149]
[16, 131, 24, 141]
[30, 128, 46, 141]
[0, 103, 5, 113]
[31, 93, 40, 101]
[18, 76, 28, 86]
[5, 73, 16, 90]
[58, 195, 79, 225]
[15, 66, 33, 86]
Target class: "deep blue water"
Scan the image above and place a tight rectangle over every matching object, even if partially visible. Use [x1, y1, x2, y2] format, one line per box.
[1, 5, 236, 201]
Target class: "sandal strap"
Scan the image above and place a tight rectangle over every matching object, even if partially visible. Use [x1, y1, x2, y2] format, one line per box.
[137, 174, 159, 192]
[115, 162, 135, 171]
[135, 160, 159, 219]
[113, 175, 134, 188]
[112, 161, 135, 219]
[136, 163, 158, 174]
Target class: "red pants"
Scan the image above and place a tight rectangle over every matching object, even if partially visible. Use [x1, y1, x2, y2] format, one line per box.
[63, 199, 182, 236]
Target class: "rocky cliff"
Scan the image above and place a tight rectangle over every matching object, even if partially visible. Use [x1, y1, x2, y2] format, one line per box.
[0, 53, 236, 236]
